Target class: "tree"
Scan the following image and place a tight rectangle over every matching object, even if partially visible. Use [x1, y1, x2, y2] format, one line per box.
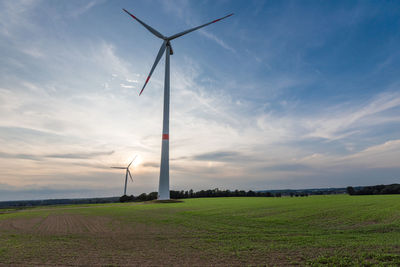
[247, 190, 256, 197]
[346, 186, 356, 195]
[147, 192, 158, 200]
[119, 195, 135, 202]
[137, 193, 147, 201]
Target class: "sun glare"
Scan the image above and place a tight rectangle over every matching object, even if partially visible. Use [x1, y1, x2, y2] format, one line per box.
[132, 155, 142, 167]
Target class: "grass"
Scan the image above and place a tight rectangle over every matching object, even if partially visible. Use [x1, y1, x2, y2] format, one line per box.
[0, 195, 399, 265]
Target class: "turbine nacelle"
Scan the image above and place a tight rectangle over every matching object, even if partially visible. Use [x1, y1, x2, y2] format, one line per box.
[167, 42, 174, 55]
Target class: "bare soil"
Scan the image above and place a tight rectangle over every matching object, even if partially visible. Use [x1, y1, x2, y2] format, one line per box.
[0, 213, 252, 266]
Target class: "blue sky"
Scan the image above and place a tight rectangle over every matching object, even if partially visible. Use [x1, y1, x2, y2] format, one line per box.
[1, 0, 400, 201]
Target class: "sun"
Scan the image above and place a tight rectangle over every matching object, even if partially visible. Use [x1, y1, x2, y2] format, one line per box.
[131, 155, 142, 167]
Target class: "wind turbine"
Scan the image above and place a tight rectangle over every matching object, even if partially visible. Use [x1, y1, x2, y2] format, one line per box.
[123, 9, 233, 200]
[111, 156, 137, 196]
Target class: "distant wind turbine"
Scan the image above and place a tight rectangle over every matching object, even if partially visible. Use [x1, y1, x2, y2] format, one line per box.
[111, 156, 137, 196]
[123, 9, 233, 200]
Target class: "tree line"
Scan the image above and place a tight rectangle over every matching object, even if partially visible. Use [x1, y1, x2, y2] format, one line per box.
[119, 188, 287, 202]
[0, 197, 119, 208]
[346, 184, 400, 195]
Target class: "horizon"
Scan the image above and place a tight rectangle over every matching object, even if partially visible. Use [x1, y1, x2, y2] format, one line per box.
[1, 0, 400, 201]
[0, 185, 346, 202]
[0, 183, 393, 203]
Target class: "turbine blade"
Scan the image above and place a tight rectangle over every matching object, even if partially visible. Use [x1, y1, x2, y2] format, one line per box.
[139, 41, 167, 95]
[128, 169, 133, 182]
[168, 13, 234, 41]
[123, 9, 165, 40]
[128, 155, 137, 168]
[111, 167, 126, 169]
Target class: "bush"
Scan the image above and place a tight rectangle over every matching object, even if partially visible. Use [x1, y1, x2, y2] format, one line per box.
[119, 195, 135, 202]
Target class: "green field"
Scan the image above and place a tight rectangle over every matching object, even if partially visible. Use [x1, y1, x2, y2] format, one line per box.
[1, 195, 400, 266]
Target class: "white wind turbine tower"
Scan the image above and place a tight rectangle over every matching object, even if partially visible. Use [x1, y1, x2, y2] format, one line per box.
[111, 156, 137, 196]
[123, 9, 233, 200]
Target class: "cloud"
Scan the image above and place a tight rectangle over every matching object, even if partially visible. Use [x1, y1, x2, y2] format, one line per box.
[262, 163, 312, 172]
[120, 83, 135, 89]
[160, 0, 190, 19]
[342, 139, 400, 168]
[70, 0, 103, 18]
[45, 151, 115, 159]
[142, 162, 159, 168]
[0, 182, 122, 201]
[0, 0, 39, 37]
[198, 29, 236, 54]
[0, 150, 114, 161]
[20, 47, 44, 58]
[191, 151, 242, 162]
[158, 0, 235, 53]
[0, 152, 41, 161]
[303, 91, 400, 140]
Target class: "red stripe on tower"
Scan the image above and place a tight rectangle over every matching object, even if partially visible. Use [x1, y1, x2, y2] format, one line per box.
[162, 134, 169, 140]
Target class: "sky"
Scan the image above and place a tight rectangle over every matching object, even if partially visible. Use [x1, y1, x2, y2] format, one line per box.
[1, 0, 400, 201]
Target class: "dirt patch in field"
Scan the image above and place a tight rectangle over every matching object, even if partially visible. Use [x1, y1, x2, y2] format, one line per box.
[0, 213, 244, 266]
[0, 216, 43, 232]
[35, 214, 111, 234]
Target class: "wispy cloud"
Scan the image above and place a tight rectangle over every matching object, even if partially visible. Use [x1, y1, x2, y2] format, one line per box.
[303, 91, 400, 140]
[0, 150, 114, 160]
[191, 151, 242, 162]
[159, 0, 190, 19]
[342, 139, 400, 168]
[0, 0, 39, 37]
[0, 152, 40, 161]
[70, 0, 103, 18]
[158, 0, 235, 53]
[46, 151, 115, 159]
[120, 84, 135, 89]
[199, 29, 236, 54]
